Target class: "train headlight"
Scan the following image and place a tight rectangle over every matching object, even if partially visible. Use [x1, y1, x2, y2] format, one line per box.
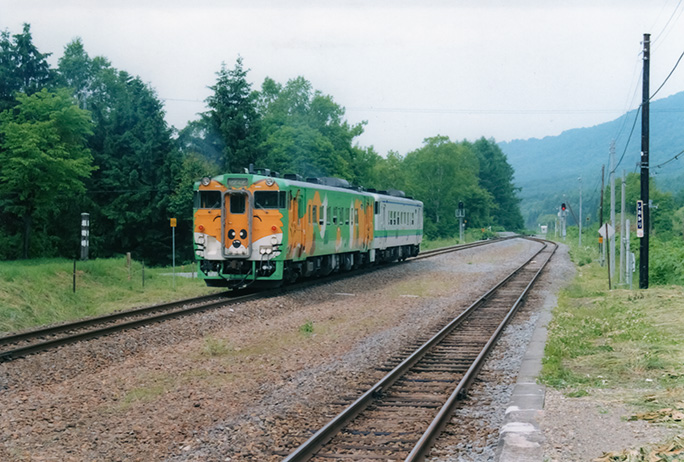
[201, 177, 211, 186]
[265, 178, 275, 186]
[270, 236, 278, 245]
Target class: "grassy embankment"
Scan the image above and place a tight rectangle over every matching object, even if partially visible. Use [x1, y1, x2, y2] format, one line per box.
[541, 234, 684, 460]
[0, 258, 217, 334]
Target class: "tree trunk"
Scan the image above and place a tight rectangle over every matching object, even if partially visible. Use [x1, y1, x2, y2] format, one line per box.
[23, 213, 32, 259]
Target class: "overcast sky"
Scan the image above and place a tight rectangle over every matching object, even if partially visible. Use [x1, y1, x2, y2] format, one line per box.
[2, 0, 684, 155]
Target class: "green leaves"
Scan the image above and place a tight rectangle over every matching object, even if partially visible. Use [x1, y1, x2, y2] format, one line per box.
[0, 88, 94, 257]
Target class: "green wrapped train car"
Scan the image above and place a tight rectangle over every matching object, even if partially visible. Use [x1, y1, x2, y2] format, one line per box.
[193, 168, 423, 287]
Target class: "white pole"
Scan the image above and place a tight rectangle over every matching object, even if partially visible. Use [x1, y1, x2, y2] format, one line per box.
[610, 141, 616, 280]
[620, 170, 626, 285]
[578, 177, 583, 246]
[625, 219, 632, 289]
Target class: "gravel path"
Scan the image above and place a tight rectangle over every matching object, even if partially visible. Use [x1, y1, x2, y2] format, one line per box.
[0, 238, 558, 461]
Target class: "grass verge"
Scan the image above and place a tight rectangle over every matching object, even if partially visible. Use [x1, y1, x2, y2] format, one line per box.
[541, 240, 684, 460]
[0, 257, 218, 333]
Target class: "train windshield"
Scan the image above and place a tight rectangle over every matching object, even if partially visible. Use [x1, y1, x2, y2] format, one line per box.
[254, 191, 287, 209]
[230, 194, 246, 214]
[194, 190, 221, 209]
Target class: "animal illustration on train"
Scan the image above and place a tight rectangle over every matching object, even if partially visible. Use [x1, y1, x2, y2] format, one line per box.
[193, 166, 423, 287]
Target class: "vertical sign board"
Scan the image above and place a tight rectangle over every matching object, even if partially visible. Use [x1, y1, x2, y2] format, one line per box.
[80, 213, 90, 260]
[636, 200, 644, 238]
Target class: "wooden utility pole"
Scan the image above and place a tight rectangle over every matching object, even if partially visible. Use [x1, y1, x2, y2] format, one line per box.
[640, 33, 650, 289]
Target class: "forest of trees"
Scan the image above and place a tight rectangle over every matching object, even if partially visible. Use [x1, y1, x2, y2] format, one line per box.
[0, 24, 524, 264]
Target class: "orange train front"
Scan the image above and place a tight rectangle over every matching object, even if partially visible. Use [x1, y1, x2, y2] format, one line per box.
[193, 167, 423, 288]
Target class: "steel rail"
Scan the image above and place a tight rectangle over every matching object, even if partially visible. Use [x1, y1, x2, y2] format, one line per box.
[281, 238, 554, 462]
[405, 240, 557, 461]
[0, 291, 232, 347]
[0, 236, 517, 362]
[0, 292, 261, 362]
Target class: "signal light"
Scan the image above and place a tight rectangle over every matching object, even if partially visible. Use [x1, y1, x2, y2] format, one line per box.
[561, 203, 566, 211]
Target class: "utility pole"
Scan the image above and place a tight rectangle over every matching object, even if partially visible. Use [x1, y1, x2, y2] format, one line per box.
[620, 170, 626, 285]
[640, 33, 650, 289]
[599, 165, 605, 265]
[578, 177, 583, 246]
[610, 141, 616, 281]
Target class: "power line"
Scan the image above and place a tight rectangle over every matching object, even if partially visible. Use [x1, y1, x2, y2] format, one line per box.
[653, 0, 684, 44]
[649, 49, 684, 100]
[653, 148, 684, 169]
[653, 0, 684, 50]
[611, 105, 641, 175]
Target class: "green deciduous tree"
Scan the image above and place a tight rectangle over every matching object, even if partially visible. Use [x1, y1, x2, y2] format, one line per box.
[403, 136, 493, 238]
[0, 88, 94, 258]
[259, 76, 365, 179]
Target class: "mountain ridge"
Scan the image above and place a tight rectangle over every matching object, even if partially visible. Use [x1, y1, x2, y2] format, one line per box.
[499, 91, 684, 227]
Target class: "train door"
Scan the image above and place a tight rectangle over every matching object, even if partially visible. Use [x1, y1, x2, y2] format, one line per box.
[222, 190, 252, 258]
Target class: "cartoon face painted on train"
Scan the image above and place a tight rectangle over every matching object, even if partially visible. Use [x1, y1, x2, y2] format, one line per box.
[223, 190, 251, 257]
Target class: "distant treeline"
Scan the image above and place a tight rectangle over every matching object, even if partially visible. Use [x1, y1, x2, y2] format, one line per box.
[0, 24, 523, 264]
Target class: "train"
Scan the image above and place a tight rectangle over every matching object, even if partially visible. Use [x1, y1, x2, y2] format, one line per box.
[192, 166, 424, 287]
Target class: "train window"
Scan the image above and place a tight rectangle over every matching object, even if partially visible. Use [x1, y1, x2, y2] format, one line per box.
[312, 206, 318, 225]
[254, 191, 288, 209]
[326, 206, 331, 225]
[320, 207, 325, 226]
[255, 191, 278, 209]
[332, 207, 338, 225]
[345, 208, 350, 225]
[354, 209, 359, 226]
[374, 202, 379, 215]
[194, 190, 221, 209]
[230, 194, 246, 214]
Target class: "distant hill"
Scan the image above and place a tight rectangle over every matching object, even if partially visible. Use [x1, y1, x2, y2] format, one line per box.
[499, 91, 684, 228]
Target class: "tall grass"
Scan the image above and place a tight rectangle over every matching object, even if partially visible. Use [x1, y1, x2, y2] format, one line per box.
[0, 257, 217, 333]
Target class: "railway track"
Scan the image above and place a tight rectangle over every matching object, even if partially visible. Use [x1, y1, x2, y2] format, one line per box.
[0, 237, 514, 363]
[280, 239, 556, 461]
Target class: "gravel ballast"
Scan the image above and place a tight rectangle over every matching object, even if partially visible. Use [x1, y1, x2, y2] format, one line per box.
[1, 238, 566, 461]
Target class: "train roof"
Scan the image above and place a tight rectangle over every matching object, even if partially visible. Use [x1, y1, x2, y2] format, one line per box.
[200, 172, 422, 206]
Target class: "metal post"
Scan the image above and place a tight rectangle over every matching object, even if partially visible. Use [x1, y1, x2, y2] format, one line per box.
[456, 203, 465, 243]
[170, 218, 177, 289]
[639, 33, 650, 289]
[172, 226, 176, 289]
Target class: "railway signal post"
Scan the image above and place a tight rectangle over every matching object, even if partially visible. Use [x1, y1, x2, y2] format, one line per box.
[456, 202, 465, 242]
